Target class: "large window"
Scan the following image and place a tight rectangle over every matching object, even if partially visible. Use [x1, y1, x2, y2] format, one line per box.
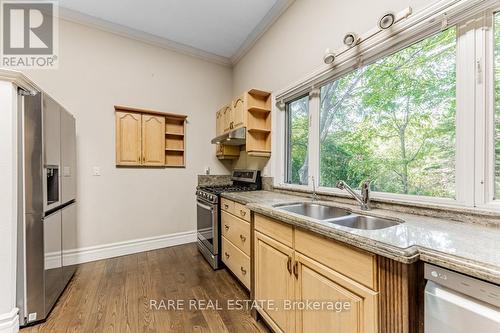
[285, 95, 309, 185]
[319, 28, 457, 197]
[279, 4, 500, 208]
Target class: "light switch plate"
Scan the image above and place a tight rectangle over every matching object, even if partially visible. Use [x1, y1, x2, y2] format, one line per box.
[92, 167, 101, 176]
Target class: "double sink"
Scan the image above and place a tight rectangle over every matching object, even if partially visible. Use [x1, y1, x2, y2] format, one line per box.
[275, 202, 401, 230]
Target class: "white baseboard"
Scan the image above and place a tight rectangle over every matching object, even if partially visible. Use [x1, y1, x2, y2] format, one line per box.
[0, 308, 19, 333]
[62, 230, 197, 265]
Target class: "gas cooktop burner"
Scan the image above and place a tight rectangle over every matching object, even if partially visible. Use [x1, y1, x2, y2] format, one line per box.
[198, 184, 258, 195]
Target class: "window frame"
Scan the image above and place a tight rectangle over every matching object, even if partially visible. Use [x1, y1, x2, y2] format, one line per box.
[284, 94, 311, 185]
[476, 5, 500, 210]
[275, 3, 500, 210]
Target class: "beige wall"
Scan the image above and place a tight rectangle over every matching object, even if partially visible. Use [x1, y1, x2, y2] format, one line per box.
[25, 19, 232, 249]
[232, 0, 436, 175]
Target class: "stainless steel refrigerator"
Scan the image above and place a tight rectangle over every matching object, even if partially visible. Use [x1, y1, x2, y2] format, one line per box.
[17, 90, 77, 326]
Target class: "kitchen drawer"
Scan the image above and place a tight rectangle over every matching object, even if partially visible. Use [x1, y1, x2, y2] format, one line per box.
[254, 214, 293, 248]
[295, 228, 377, 290]
[234, 202, 251, 222]
[221, 211, 250, 255]
[221, 198, 234, 214]
[222, 237, 251, 289]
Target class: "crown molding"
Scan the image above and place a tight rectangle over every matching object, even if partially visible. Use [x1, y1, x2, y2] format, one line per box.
[231, 0, 295, 65]
[58, 7, 233, 67]
[0, 69, 40, 93]
[58, 2, 294, 68]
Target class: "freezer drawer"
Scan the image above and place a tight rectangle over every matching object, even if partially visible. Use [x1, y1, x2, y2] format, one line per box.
[43, 210, 64, 315]
[62, 202, 77, 284]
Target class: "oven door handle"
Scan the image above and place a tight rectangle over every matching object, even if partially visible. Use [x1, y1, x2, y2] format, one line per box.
[197, 200, 214, 212]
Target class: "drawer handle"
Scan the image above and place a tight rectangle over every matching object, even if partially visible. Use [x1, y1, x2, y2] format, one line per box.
[240, 210, 246, 216]
[287, 256, 292, 274]
[224, 224, 230, 231]
[240, 234, 246, 242]
[240, 266, 247, 275]
[225, 252, 230, 259]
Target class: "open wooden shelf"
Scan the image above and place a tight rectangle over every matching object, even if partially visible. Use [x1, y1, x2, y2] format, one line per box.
[248, 106, 271, 114]
[165, 132, 184, 137]
[165, 150, 184, 167]
[164, 115, 186, 167]
[248, 128, 271, 134]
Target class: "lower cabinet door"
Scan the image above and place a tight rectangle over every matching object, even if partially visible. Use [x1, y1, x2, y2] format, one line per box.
[254, 231, 295, 333]
[295, 253, 378, 333]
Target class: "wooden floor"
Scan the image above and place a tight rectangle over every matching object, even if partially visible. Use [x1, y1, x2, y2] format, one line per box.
[22, 243, 269, 333]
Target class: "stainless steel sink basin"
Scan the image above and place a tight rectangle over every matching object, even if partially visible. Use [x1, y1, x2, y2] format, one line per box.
[275, 203, 351, 220]
[326, 215, 400, 230]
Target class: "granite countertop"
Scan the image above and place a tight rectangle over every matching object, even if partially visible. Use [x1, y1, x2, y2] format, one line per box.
[221, 190, 500, 285]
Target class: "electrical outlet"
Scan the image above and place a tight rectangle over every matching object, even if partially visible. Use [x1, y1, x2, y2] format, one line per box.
[92, 167, 101, 176]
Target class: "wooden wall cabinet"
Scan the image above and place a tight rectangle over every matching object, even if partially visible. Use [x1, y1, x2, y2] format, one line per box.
[214, 89, 272, 158]
[216, 109, 224, 136]
[115, 106, 186, 167]
[142, 114, 166, 166]
[116, 111, 143, 165]
[216, 144, 240, 159]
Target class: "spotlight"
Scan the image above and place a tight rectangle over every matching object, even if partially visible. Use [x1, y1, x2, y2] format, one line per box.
[343, 33, 358, 47]
[378, 12, 395, 30]
[323, 49, 335, 64]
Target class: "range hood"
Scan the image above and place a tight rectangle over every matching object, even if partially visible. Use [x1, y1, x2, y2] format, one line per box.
[211, 127, 246, 146]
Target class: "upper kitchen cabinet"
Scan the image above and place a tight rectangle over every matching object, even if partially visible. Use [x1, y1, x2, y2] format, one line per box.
[222, 104, 232, 133]
[216, 109, 224, 137]
[213, 89, 272, 157]
[115, 106, 186, 167]
[142, 114, 166, 166]
[115, 111, 142, 166]
[231, 95, 246, 129]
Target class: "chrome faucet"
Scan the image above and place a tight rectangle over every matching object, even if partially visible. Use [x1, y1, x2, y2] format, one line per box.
[311, 176, 318, 201]
[335, 180, 371, 210]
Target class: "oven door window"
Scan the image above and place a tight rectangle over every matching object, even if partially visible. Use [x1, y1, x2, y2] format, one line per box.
[197, 200, 215, 252]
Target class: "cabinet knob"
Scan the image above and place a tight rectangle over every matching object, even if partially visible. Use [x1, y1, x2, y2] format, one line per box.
[224, 204, 229, 209]
[225, 252, 230, 259]
[240, 234, 246, 242]
[240, 210, 246, 216]
[224, 224, 229, 231]
[240, 266, 247, 275]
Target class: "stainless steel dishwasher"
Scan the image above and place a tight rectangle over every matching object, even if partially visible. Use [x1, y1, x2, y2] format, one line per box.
[425, 263, 500, 332]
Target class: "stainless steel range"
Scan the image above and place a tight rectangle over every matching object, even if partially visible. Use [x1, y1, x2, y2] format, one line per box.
[196, 170, 261, 269]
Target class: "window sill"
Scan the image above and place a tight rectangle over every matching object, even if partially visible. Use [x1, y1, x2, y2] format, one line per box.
[273, 183, 500, 221]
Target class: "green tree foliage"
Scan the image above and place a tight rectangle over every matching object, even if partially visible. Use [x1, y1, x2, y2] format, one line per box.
[289, 28, 457, 197]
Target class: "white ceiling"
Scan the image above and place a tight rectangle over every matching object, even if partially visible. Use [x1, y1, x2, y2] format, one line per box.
[59, 0, 292, 65]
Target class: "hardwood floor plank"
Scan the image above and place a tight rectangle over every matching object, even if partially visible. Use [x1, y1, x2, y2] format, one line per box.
[20, 243, 269, 333]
